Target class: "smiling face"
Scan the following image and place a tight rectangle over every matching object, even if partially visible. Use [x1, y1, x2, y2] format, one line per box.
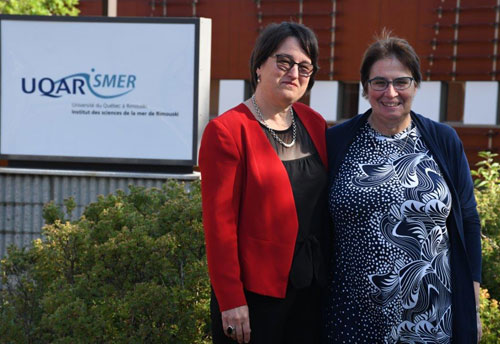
[255, 36, 311, 107]
[367, 56, 416, 127]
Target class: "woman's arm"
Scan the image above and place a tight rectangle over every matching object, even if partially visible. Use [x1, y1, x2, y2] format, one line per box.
[451, 132, 482, 342]
[199, 120, 251, 343]
[199, 119, 247, 311]
[453, 136, 482, 282]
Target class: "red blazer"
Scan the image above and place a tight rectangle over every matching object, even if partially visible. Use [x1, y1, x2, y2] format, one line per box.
[199, 102, 327, 312]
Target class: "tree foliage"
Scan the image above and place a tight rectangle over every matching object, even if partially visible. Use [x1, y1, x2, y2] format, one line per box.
[471, 151, 500, 343]
[471, 151, 500, 300]
[0, 0, 79, 16]
[0, 180, 210, 343]
[480, 288, 500, 343]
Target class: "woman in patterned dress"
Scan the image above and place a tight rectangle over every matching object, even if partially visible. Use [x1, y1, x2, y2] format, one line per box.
[324, 32, 482, 343]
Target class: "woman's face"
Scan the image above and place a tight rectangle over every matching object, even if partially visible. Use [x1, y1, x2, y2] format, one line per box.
[255, 36, 311, 106]
[367, 56, 416, 124]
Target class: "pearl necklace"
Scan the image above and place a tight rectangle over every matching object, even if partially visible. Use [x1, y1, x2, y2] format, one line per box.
[251, 94, 296, 148]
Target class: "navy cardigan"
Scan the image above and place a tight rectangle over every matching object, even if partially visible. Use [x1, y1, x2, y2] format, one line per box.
[326, 110, 482, 343]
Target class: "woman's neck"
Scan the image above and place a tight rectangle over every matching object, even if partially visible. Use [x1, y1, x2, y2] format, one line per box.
[368, 113, 411, 136]
[246, 92, 292, 129]
[253, 92, 291, 118]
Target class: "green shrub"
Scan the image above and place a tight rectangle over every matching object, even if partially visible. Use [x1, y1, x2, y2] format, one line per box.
[0, 180, 211, 343]
[0, 0, 79, 16]
[471, 151, 500, 340]
[472, 151, 500, 236]
[480, 288, 500, 344]
[472, 151, 500, 301]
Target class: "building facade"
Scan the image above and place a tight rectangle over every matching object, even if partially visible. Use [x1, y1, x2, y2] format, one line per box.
[77, 0, 500, 165]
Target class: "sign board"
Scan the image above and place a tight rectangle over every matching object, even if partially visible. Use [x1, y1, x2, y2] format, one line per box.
[0, 15, 211, 167]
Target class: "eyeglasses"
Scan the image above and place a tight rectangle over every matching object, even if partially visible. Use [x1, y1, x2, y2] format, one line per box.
[273, 54, 314, 77]
[367, 77, 414, 91]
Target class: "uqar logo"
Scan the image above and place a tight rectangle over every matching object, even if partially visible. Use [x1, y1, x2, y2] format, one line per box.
[21, 68, 136, 99]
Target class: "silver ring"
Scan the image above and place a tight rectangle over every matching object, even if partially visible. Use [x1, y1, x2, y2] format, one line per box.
[226, 325, 235, 335]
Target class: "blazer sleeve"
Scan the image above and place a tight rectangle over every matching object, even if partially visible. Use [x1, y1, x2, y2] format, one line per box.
[451, 131, 482, 282]
[199, 119, 247, 311]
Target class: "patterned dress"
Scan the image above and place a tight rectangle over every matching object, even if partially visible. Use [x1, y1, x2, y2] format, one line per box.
[326, 122, 453, 343]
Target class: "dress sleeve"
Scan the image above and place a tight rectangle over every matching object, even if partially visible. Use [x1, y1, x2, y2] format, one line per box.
[198, 119, 247, 311]
[452, 133, 482, 282]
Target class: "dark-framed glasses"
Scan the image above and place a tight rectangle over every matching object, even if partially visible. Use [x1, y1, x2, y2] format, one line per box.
[273, 54, 314, 77]
[368, 77, 414, 91]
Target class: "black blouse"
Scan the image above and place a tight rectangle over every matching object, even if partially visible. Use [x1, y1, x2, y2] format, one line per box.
[260, 113, 328, 289]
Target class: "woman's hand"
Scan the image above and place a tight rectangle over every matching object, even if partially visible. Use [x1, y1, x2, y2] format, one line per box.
[477, 312, 482, 343]
[474, 281, 482, 343]
[221, 305, 251, 343]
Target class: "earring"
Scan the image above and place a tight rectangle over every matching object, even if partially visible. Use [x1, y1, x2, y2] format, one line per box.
[257, 75, 261, 83]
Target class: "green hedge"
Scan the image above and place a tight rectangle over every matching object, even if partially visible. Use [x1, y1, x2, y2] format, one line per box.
[472, 152, 500, 301]
[0, 180, 211, 343]
[472, 151, 500, 343]
[480, 288, 500, 343]
[0, 0, 79, 16]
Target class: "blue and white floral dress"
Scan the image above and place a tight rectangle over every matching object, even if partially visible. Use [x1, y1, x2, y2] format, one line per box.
[326, 121, 453, 343]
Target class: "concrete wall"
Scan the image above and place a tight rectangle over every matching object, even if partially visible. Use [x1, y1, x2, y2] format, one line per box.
[0, 168, 198, 257]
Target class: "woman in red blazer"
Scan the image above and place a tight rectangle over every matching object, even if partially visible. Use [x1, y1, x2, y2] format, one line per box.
[199, 22, 328, 344]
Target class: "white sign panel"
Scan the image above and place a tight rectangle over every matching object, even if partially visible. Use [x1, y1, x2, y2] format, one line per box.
[412, 81, 441, 122]
[218, 80, 245, 115]
[309, 81, 338, 122]
[464, 81, 498, 125]
[0, 16, 211, 166]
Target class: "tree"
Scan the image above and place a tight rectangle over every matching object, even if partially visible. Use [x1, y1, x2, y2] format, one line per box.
[0, 181, 211, 343]
[0, 0, 79, 16]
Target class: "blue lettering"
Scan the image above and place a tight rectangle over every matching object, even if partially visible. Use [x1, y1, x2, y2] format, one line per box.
[102, 75, 116, 87]
[21, 78, 36, 94]
[39, 78, 55, 97]
[92, 73, 135, 89]
[117, 74, 126, 88]
[22, 71, 135, 98]
[73, 79, 85, 95]
[127, 75, 136, 88]
[93, 74, 102, 87]
[56, 79, 71, 94]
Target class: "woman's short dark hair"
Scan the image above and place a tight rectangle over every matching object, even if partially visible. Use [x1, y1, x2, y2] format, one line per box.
[250, 22, 319, 92]
[360, 30, 422, 97]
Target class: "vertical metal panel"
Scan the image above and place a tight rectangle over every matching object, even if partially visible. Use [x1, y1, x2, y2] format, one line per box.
[0, 169, 199, 258]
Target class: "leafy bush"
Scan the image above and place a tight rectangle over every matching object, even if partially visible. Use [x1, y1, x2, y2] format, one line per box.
[471, 151, 500, 341]
[0, 0, 79, 16]
[0, 180, 211, 343]
[480, 288, 500, 344]
[472, 151, 500, 236]
[471, 151, 500, 300]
